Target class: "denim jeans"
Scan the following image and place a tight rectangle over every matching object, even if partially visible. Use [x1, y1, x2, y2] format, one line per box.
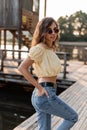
[31, 83, 78, 130]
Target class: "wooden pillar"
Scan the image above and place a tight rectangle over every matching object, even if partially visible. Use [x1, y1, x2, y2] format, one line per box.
[0, 30, 1, 47]
[4, 30, 6, 57]
[0, 50, 4, 71]
[4, 30, 6, 49]
[18, 0, 22, 61]
[12, 31, 16, 59]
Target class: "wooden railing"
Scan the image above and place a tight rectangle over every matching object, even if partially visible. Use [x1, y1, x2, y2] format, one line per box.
[56, 52, 70, 78]
[0, 49, 28, 71]
[0, 49, 70, 79]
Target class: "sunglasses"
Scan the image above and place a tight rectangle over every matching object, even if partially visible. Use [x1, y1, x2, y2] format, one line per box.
[46, 27, 59, 34]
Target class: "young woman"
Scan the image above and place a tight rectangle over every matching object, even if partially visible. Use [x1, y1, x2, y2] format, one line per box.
[18, 17, 78, 130]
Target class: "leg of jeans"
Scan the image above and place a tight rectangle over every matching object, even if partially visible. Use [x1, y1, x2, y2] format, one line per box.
[31, 89, 51, 130]
[36, 111, 51, 130]
[31, 87, 78, 130]
[56, 119, 76, 130]
[48, 95, 78, 130]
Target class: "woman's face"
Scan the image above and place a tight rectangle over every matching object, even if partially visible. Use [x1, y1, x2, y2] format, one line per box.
[45, 22, 59, 47]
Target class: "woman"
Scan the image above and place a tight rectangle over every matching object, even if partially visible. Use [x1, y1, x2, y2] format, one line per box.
[18, 17, 78, 130]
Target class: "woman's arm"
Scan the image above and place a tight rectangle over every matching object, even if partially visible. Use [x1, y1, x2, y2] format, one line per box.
[18, 56, 39, 88]
[18, 56, 48, 96]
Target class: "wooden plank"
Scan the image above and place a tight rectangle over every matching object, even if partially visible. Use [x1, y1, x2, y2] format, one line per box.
[0, 0, 19, 29]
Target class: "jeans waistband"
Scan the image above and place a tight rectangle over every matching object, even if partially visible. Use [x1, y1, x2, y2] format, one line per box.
[40, 82, 57, 88]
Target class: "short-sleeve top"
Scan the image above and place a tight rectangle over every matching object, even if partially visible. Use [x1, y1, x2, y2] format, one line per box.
[28, 44, 62, 77]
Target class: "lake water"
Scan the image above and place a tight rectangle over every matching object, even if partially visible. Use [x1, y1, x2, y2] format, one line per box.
[0, 83, 35, 130]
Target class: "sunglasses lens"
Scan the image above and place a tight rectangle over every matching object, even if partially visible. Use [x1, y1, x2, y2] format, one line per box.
[54, 28, 59, 33]
[47, 28, 53, 34]
[47, 28, 59, 34]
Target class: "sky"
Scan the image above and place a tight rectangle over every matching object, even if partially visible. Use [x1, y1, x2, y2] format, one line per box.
[46, 0, 87, 20]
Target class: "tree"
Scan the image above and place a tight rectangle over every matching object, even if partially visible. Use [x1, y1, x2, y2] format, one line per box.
[57, 11, 87, 41]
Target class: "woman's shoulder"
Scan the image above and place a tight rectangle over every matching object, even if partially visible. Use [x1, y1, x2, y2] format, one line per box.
[28, 43, 45, 61]
[29, 43, 45, 56]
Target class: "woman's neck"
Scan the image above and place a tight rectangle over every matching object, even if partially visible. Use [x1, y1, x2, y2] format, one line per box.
[41, 42, 53, 49]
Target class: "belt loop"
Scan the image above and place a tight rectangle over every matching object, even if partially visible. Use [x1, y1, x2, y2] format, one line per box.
[54, 83, 57, 88]
[44, 82, 47, 87]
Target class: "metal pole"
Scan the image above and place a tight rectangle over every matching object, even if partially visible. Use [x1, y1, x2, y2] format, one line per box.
[44, 0, 47, 17]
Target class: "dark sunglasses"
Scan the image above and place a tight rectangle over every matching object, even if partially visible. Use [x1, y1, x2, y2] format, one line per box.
[46, 27, 59, 34]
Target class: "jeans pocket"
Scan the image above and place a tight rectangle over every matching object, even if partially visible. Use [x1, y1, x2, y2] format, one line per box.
[36, 94, 49, 109]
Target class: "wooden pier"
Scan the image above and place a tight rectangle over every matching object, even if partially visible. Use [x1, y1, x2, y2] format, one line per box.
[13, 61, 87, 130]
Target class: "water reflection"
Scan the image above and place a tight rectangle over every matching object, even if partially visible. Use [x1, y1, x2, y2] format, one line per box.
[0, 84, 35, 130]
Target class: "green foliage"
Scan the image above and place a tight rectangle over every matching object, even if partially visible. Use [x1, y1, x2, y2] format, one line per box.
[57, 11, 87, 41]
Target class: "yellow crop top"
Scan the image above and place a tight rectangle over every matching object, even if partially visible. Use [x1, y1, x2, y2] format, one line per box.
[28, 44, 62, 77]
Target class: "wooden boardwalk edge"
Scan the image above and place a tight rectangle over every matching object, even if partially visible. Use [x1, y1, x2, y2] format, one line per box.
[13, 65, 87, 130]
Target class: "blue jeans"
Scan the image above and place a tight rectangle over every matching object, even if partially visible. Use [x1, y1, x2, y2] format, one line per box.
[31, 83, 78, 130]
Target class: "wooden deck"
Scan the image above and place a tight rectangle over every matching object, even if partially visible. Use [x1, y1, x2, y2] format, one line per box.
[13, 61, 87, 130]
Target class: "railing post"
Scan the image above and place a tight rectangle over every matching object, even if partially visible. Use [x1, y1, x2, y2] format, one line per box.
[63, 53, 67, 79]
[83, 47, 87, 65]
[0, 50, 4, 71]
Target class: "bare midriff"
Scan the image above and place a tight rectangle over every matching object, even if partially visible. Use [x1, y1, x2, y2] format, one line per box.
[38, 76, 57, 83]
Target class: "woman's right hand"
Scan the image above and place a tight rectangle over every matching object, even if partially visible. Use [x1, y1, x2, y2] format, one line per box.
[37, 85, 49, 97]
